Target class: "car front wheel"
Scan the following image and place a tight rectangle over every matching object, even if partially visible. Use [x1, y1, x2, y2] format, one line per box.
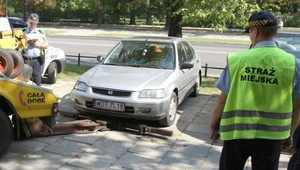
[159, 92, 177, 127]
[47, 62, 58, 84]
[190, 74, 200, 97]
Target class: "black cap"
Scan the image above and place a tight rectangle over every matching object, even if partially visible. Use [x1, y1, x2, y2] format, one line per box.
[244, 11, 277, 33]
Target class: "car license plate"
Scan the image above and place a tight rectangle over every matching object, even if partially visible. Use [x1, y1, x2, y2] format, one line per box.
[93, 100, 125, 112]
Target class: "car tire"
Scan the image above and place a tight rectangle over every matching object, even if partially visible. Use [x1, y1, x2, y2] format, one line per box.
[47, 62, 58, 84]
[6, 49, 24, 79]
[0, 109, 13, 159]
[0, 48, 14, 77]
[159, 92, 177, 127]
[190, 74, 200, 97]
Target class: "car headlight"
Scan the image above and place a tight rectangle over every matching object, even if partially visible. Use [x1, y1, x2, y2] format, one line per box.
[74, 81, 87, 92]
[139, 89, 165, 98]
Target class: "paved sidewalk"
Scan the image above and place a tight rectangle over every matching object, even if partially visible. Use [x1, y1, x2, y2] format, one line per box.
[0, 80, 293, 170]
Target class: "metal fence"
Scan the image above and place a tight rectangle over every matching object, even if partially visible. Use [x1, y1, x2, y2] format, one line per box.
[66, 53, 225, 77]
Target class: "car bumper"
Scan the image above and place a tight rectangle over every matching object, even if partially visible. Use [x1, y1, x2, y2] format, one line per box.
[70, 87, 170, 120]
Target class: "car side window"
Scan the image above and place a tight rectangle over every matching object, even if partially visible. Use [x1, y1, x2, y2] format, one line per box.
[181, 41, 195, 61]
[177, 42, 187, 66]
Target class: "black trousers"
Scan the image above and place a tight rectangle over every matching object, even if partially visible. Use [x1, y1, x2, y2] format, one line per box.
[288, 127, 300, 170]
[25, 58, 42, 86]
[220, 139, 282, 170]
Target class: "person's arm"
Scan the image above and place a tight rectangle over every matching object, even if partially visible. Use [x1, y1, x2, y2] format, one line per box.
[210, 92, 227, 135]
[209, 66, 230, 137]
[291, 99, 300, 136]
[291, 59, 300, 136]
[35, 31, 49, 49]
[282, 59, 300, 149]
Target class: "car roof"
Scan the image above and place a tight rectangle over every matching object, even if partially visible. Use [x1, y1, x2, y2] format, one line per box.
[123, 36, 185, 43]
[8, 17, 24, 21]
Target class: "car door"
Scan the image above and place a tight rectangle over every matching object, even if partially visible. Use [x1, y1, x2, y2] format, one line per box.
[177, 42, 192, 102]
[181, 41, 199, 89]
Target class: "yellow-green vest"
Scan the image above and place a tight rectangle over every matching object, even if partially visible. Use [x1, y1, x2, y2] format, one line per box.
[220, 46, 296, 141]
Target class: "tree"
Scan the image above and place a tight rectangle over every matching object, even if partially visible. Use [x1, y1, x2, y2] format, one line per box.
[168, 0, 184, 37]
[183, 0, 260, 31]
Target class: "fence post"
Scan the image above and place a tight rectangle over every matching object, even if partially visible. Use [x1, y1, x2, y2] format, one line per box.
[78, 53, 81, 66]
[204, 63, 208, 77]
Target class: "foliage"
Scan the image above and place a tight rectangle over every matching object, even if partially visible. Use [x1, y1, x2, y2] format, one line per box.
[182, 0, 260, 31]
[5, 0, 300, 31]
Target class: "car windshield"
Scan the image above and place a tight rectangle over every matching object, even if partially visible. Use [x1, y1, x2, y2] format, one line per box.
[103, 41, 175, 69]
[276, 33, 300, 59]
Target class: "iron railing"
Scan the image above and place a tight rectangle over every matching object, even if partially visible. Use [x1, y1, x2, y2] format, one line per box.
[66, 53, 225, 77]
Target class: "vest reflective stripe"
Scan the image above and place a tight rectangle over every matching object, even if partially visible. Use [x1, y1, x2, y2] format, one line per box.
[221, 130, 290, 140]
[222, 110, 292, 119]
[221, 117, 291, 126]
[221, 47, 296, 140]
[220, 124, 291, 132]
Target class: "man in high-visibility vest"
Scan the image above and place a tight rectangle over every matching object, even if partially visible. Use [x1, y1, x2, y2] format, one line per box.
[210, 11, 300, 170]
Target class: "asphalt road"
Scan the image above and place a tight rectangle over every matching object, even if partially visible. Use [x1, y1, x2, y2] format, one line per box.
[47, 35, 250, 77]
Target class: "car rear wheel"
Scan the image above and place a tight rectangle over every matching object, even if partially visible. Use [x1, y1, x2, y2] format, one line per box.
[0, 109, 13, 159]
[190, 74, 200, 97]
[0, 48, 14, 77]
[47, 62, 58, 84]
[159, 92, 177, 127]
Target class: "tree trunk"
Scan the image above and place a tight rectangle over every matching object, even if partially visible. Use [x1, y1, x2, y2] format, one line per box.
[97, 10, 103, 26]
[165, 14, 170, 30]
[164, 0, 171, 29]
[129, 8, 136, 25]
[168, 0, 183, 37]
[97, 0, 103, 26]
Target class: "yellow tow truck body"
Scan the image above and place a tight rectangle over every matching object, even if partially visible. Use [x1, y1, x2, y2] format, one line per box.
[0, 14, 59, 159]
[0, 77, 59, 119]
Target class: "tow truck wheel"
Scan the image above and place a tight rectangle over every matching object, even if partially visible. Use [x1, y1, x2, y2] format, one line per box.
[6, 49, 24, 79]
[0, 48, 14, 77]
[0, 109, 13, 159]
[47, 62, 58, 84]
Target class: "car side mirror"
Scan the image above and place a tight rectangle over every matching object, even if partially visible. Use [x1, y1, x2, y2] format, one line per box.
[96, 55, 105, 62]
[180, 62, 194, 69]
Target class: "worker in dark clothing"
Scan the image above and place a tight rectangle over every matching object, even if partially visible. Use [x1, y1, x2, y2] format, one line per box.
[288, 123, 300, 170]
[210, 11, 300, 170]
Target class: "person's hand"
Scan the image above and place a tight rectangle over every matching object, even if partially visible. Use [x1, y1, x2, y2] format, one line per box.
[281, 136, 293, 150]
[27, 40, 35, 46]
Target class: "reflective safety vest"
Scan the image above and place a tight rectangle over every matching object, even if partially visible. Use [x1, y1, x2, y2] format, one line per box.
[220, 46, 296, 140]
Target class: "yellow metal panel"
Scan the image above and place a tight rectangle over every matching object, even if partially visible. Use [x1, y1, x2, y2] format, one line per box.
[0, 38, 18, 49]
[0, 79, 59, 118]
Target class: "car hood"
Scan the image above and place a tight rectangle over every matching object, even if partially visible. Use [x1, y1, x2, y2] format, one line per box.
[80, 65, 173, 91]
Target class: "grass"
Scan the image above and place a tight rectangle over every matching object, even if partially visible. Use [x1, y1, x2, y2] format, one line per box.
[186, 37, 250, 44]
[93, 33, 250, 44]
[281, 27, 300, 31]
[43, 30, 66, 34]
[94, 33, 140, 38]
[58, 64, 220, 95]
[58, 64, 93, 80]
[200, 77, 220, 95]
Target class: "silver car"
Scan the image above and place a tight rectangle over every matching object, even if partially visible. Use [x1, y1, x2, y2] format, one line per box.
[70, 36, 202, 126]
